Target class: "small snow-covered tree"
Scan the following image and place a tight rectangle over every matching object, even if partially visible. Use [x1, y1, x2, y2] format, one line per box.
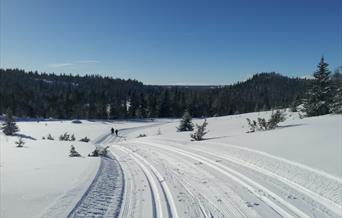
[15, 137, 25, 147]
[69, 145, 81, 157]
[246, 118, 257, 132]
[177, 110, 194, 132]
[1, 109, 19, 136]
[70, 134, 76, 141]
[47, 134, 54, 140]
[80, 136, 90, 142]
[190, 119, 208, 141]
[303, 57, 332, 116]
[267, 110, 286, 129]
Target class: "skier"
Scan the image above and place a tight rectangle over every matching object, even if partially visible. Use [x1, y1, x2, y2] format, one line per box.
[111, 127, 114, 135]
[115, 129, 119, 136]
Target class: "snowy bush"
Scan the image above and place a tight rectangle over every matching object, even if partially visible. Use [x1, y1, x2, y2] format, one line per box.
[80, 136, 90, 142]
[246, 118, 257, 132]
[59, 132, 70, 141]
[88, 149, 99, 157]
[1, 109, 19, 136]
[89, 146, 110, 157]
[47, 134, 54, 140]
[268, 110, 286, 129]
[100, 146, 109, 156]
[177, 110, 194, 132]
[137, 133, 147, 138]
[246, 110, 286, 132]
[59, 132, 76, 141]
[190, 119, 208, 141]
[15, 138, 25, 148]
[69, 145, 81, 157]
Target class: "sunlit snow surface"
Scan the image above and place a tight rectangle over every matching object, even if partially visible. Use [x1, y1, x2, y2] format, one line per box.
[1, 112, 341, 218]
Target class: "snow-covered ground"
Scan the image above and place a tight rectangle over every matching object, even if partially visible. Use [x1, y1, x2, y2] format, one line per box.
[1, 112, 341, 217]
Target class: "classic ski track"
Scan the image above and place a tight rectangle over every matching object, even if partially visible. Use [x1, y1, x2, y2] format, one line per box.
[141, 146, 261, 218]
[147, 138, 342, 217]
[137, 141, 311, 218]
[117, 146, 180, 218]
[189, 146, 342, 217]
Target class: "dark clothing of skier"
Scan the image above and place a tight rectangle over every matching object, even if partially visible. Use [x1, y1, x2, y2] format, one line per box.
[111, 128, 114, 135]
[115, 129, 118, 136]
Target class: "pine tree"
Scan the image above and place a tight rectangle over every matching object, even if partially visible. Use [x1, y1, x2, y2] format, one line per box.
[1, 109, 19, 136]
[177, 110, 194, 131]
[190, 119, 208, 141]
[303, 57, 332, 116]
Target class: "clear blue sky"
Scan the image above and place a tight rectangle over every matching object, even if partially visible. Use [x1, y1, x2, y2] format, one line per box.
[1, 0, 341, 85]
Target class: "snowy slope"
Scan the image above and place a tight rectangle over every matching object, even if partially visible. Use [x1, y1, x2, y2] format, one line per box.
[0, 120, 162, 218]
[1, 112, 341, 218]
[108, 111, 341, 217]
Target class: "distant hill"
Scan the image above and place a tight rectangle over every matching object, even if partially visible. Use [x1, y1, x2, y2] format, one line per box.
[0, 68, 311, 119]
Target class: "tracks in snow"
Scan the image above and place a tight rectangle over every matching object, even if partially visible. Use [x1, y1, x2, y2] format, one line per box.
[67, 156, 124, 218]
[130, 140, 341, 218]
[112, 146, 179, 218]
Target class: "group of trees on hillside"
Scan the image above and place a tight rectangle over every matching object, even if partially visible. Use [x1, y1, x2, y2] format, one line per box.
[0, 69, 313, 119]
[0, 57, 340, 120]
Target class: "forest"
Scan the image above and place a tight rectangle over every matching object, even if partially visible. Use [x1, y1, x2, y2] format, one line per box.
[0, 68, 316, 119]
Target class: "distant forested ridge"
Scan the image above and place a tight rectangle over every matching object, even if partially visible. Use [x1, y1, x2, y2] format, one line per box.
[0, 68, 311, 119]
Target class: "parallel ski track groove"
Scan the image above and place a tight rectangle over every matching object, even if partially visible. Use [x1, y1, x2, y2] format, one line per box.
[138, 141, 312, 218]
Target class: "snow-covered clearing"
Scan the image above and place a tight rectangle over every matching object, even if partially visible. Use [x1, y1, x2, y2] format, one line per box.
[1, 112, 341, 217]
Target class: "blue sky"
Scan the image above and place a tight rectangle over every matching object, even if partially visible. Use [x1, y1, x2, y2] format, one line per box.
[1, 0, 341, 85]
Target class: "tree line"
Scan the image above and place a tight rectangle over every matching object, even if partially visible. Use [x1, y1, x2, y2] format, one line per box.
[0, 61, 340, 120]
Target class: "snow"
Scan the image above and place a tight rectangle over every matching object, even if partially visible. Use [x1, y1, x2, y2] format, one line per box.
[1, 112, 341, 217]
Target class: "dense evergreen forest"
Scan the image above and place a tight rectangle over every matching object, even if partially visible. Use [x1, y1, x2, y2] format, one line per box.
[0, 68, 312, 119]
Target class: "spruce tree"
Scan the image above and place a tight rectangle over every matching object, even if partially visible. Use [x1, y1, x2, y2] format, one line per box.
[1, 109, 19, 136]
[303, 57, 332, 116]
[190, 119, 208, 141]
[177, 110, 194, 131]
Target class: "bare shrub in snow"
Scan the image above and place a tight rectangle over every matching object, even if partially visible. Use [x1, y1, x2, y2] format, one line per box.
[70, 134, 76, 141]
[190, 119, 208, 141]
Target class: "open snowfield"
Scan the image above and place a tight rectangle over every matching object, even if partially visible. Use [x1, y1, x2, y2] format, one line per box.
[1, 112, 341, 217]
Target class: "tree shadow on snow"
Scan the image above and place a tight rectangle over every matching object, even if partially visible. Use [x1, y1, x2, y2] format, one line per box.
[277, 123, 305, 129]
[15, 133, 36, 140]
